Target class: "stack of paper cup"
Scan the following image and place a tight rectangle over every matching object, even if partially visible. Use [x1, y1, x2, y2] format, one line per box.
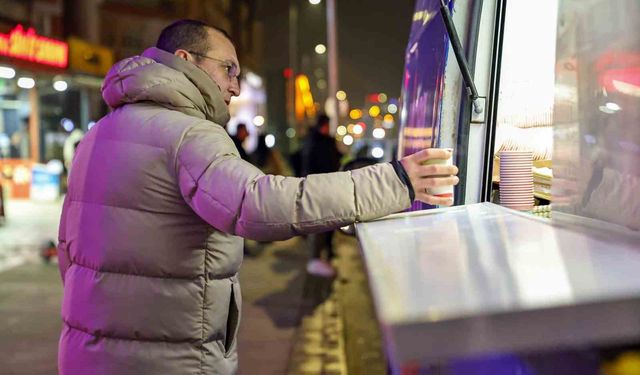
[499, 151, 533, 211]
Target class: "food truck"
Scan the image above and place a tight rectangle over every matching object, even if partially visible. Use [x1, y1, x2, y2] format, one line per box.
[354, 0, 640, 373]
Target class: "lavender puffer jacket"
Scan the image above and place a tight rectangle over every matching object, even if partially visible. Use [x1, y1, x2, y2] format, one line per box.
[57, 47, 411, 375]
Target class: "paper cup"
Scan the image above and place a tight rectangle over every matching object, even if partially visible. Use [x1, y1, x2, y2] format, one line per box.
[422, 148, 454, 199]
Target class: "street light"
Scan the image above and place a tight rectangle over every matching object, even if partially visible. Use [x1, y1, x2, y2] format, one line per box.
[373, 128, 386, 139]
[315, 44, 327, 54]
[372, 147, 384, 159]
[265, 134, 276, 148]
[61, 118, 74, 132]
[0, 66, 16, 79]
[53, 80, 68, 92]
[253, 115, 265, 127]
[17, 77, 35, 89]
[309, 0, 321, 4]
[326, 0, 339, 135]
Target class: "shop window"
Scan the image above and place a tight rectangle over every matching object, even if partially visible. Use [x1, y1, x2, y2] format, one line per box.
[492, 0, 558, 208]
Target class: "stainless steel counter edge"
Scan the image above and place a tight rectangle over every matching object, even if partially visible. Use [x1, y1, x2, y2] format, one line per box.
[355, 203, 640, 365]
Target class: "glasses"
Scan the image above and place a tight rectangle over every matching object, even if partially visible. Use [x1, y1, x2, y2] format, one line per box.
[187, 51, 240, 80]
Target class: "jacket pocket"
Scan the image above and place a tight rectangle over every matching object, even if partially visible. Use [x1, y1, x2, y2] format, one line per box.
[224, 281, 240, 356]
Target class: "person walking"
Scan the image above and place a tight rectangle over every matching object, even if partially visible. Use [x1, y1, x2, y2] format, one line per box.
[228, 122, 249, 161]
[301, 114, 343, 277]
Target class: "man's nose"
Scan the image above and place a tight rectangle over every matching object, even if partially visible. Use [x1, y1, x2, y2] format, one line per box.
[229, 78, 240, 97]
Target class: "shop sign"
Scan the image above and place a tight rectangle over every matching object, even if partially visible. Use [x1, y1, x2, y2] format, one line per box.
[295, 74, 316, 122]
[0, 25, 68, 68]
[68, 37, 114, 76]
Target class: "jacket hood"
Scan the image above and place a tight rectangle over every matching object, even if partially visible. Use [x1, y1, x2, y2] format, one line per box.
[102, 47, 230, 125]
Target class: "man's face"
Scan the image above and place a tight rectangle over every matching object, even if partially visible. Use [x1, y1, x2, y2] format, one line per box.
[193, 30, 241, 106]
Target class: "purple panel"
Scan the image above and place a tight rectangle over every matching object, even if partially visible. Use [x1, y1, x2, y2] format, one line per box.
[398, 0, 452, 211]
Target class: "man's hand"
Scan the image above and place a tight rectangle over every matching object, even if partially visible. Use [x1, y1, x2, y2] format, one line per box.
[400, 148, 459, 206]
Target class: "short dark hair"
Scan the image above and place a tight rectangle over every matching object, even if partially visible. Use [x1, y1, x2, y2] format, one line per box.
[316, 114, 330, 127]
[156, 19, 232, 56]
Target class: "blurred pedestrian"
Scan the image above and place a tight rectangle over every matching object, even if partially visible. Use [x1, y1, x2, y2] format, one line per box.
[251, 134, 291, 176]
[301, 114, 343, 277]
[301, 114, 342, 176]
[289, 145, 303, 177]
[62, 129, 84, 174]
[10, 118, 30, 159]
[57, 19, 459, 375]
[228, 122, 249, 161]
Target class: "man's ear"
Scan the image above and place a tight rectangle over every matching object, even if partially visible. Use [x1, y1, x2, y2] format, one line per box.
[174, 49, 191, 61]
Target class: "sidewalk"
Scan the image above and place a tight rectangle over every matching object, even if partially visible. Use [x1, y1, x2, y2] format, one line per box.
[287, 232, 386, 375]
[0, 197, 339, 374]
[0, 263, 63, 375]
[0, 199, 62, 272]
[238, 237, 313, 374]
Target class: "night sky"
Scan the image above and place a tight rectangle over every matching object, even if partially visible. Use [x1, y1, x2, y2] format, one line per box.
[295, 0, 416, 109]
[337, 0, 415, 107]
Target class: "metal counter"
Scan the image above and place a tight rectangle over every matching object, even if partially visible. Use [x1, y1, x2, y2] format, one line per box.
[355, 203, 640, 367]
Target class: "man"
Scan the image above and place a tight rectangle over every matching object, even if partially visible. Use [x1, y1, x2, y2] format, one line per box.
[57, 20, 458, 375]
[228, 122, 249, 161]
[10, 117, 30, 158]
[300, 114, 341, 177]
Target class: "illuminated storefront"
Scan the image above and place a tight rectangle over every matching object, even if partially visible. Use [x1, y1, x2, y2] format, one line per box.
[0, 24, 69, 68]
[0, 24, 112, 200]
[0, 25, 67, 199]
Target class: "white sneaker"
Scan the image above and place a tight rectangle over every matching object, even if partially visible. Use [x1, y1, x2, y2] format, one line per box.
[306, 259, 336, 278]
